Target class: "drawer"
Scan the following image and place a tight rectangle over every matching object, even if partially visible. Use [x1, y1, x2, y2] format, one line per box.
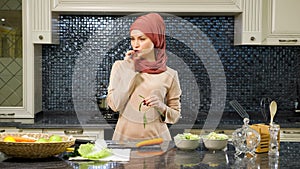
[42, 128, 104, 140]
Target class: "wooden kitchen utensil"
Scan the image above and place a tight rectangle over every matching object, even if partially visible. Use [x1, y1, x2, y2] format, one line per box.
[269, 101, 277, 125]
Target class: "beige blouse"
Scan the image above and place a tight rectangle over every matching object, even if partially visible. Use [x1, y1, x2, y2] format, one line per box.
[107, 60, 181, 141]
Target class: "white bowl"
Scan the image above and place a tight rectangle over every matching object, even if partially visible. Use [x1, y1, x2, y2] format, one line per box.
[202, 138, 228, 150]
[174, 137, 200, 150]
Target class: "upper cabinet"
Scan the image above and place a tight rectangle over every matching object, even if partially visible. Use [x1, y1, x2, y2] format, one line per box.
[0, 0, 43, 118]
[51, 0, 243, 13]
[30, 0, 59, 44]
[234, 0, 300, 45]
[52, 0, 300, 45]
[265, 0, 300, 45]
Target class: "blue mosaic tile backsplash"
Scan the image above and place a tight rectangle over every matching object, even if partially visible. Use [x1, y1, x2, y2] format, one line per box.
[42, 14, 300, 125]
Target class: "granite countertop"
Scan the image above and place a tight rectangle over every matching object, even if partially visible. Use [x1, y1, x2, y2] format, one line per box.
[1, 111, 300, 130]
[0, 141, 299, 169]
[0, 111, 116, 129]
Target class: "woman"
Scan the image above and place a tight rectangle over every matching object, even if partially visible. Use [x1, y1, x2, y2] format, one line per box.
[107, 13, 182, 141]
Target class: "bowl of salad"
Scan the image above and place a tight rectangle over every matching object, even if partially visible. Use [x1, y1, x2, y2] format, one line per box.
[202, 132, 229, 151]
[174, 133, 200, 150]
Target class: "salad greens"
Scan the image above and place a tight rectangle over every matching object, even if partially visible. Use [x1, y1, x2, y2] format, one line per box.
[203, 132, 228, 140]
[174, 133, 200, 140]
[78, 143, 112, 160]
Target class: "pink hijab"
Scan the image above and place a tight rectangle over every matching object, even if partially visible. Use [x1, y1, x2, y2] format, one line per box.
[130, 13, 167, 74]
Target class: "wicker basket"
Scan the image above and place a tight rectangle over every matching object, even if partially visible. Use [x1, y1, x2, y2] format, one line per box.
[0, 133, 75, 158]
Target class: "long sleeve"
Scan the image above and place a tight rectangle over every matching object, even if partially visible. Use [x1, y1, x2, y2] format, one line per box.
[106, 60, 138, 112]
[164, 71, 182, 124]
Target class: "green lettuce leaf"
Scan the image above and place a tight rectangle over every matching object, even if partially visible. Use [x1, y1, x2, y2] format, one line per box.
[78, 143, 112, 160]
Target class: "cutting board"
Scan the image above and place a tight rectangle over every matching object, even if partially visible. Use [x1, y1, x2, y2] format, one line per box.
[69, 149, 131, 162]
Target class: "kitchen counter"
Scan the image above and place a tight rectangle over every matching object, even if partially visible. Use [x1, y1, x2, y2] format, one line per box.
[1, 111, 300, 130]
[0, 141, 299, 169]
[1, 111, 300, 141]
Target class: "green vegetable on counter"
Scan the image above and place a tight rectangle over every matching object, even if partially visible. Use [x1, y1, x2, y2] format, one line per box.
[203, 132, 229, 140]
[174, 133, 200, 140]
[78, 143, 112, 160]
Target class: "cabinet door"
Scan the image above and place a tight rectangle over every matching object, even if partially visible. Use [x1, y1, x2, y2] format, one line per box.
[0, 127, 19, 133]
[19, 129, 43, 133]
[0, 0, 43, 118]
[265, 0, 300, 45]
[31, 0, 59, 44]
[271, 0, 300, 35]
[0, 128, 42, 133]
[234, 0, 300, 45]
[43, 128, 104, 140]
[0, 0, 23, 115]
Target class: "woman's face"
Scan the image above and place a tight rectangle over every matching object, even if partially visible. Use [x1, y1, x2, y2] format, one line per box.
[130, 30, 155, 60]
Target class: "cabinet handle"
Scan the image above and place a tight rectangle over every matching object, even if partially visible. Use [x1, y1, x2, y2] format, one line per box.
[64, 129, 83, 135]
[250, 36, 256, 41]
[279, 39, 298, 43]
[282, 130, 300, 134]
[38, 35, 44, 40]
[0, 113, 15, 116]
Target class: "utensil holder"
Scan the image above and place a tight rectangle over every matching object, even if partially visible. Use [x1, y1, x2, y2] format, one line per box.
[250, 124, 280, 153]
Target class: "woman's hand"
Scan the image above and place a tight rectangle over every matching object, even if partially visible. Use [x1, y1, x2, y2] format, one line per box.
[143, 95, 167, 115]
[124, 50, 138, 62]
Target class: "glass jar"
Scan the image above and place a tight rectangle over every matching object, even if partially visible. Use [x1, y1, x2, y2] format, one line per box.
[268, 123, 280, 157]
[232, 118, 261, 158]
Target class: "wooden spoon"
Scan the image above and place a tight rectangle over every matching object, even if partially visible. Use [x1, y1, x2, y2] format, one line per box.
[269, 101, 277, 125]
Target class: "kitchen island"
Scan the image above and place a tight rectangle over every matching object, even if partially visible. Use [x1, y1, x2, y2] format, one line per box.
[0, 141, 299, 169]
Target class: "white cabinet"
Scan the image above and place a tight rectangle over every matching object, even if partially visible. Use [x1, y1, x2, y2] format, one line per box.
[0, 0, 45, 118]
[0, 127, 19, 133]
[19, 129, 43, 133]
[235, 0, 300, 45]
[264, 0, 300, 45]
[30, 0, 59, 44]
[0, 126, 103, 140]
[43, 128, 104, 140]
[0, 127, 42, 133]
[51, 0, 242, 13]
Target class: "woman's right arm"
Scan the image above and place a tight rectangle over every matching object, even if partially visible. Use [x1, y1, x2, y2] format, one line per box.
[106, 60, 138, 112]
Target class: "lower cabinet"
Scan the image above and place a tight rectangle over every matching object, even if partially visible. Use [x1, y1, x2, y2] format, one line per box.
[18, 129, 43, 133]
[42, 128, 104, 140]
[0, 127, 20, 133]
[0, 127, 105, 140]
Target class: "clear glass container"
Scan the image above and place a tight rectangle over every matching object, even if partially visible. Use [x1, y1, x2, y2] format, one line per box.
[232, 118, 261, 158]
[268, 123, 280, 157]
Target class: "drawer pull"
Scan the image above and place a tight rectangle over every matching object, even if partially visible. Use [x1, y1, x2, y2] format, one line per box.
[64, 129, 83, 135]
[39, 35, 44, 40]
[282, 130, 300, 134]
[279, 39, 298, 43]
[0, 113, 15, 116]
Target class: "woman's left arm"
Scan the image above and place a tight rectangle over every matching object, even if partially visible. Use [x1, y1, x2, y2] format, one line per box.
[142, 71, 182, 124]
[163, 71, 182, 124]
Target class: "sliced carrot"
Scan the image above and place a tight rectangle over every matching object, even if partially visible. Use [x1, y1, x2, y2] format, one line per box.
[12, 136, 36, 142]
[136, 138, 163, 148]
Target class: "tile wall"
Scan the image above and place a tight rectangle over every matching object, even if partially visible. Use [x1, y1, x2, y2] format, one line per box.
[42, 14, 300, 125]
